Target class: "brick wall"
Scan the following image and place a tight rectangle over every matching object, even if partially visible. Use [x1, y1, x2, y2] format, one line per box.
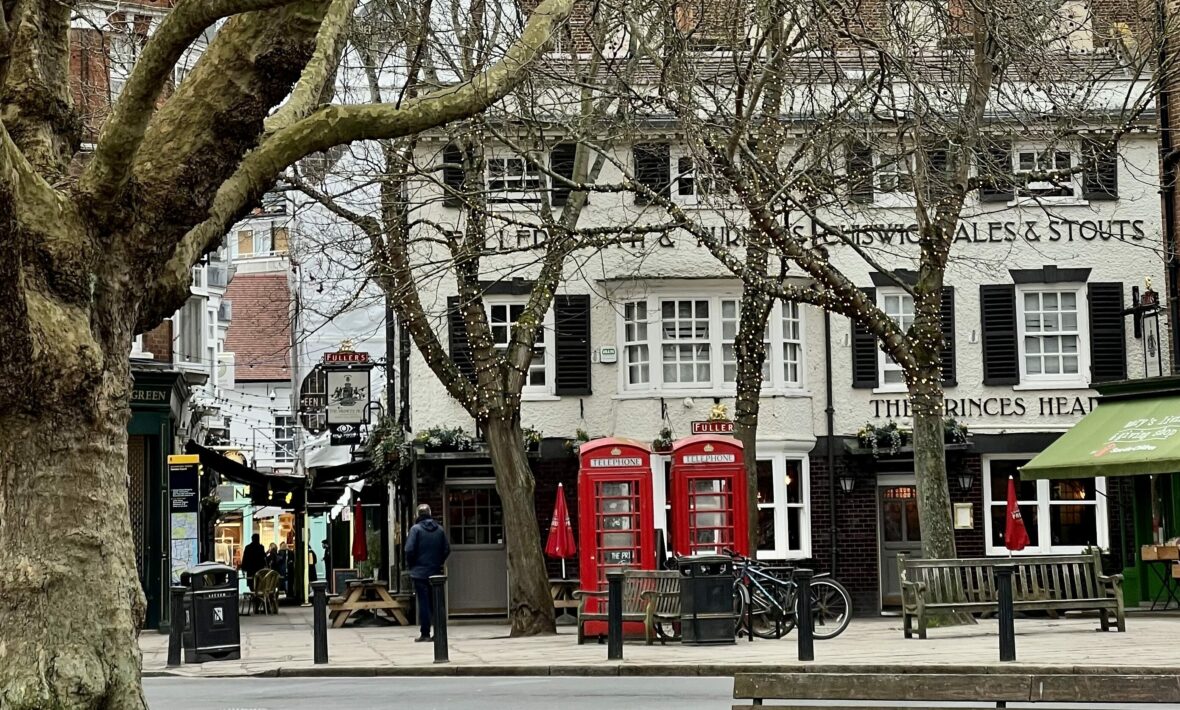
[69, 28, 110, 144]
[808, 451, 880, 613]
[141, 320, 172, 363]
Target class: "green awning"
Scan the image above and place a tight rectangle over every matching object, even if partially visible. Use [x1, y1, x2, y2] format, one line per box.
[1021, 396, 1180, 480]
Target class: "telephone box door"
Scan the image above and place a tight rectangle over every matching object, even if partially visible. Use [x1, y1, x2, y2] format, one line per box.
[671, 435, 748, 557]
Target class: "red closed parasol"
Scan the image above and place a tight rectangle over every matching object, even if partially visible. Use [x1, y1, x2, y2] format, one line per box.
[1005, 476, 1030, 553]
[352, 500, 368, 565]
[545, 483, 577, 578]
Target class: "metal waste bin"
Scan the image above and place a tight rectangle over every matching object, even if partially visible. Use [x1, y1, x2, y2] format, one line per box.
[180, 562, 241, 663]
[676, 555, 737, 645]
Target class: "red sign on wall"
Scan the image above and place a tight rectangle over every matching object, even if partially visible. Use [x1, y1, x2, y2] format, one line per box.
[691, 420, 734, 435]
[323, 351, 371, 365]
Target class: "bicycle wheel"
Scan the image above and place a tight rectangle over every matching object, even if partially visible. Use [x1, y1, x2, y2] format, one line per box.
[747, 583, 792, 639]
[802, 577, 852, 640]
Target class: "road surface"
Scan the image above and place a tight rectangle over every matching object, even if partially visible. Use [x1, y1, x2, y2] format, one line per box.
[144, 677, 1180, 710]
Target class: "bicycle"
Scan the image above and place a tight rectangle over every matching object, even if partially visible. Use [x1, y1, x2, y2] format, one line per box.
[728, 551, 852, 640]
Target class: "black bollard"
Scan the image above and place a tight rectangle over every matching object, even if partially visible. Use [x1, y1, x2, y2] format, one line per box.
[167, 586, 186, 668]
[795, 569, 814, 662]
[607, 570, 624, 661]
[312, 581, 328, 664]
[995, 565, 1016, 662]
[430, 575, 449, 663]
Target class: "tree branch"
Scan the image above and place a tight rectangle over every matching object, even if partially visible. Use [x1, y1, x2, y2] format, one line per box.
[0, 120, 67, 227]
[264, 0, 357, 134]
[83, 0, 305, 208]
[146, 0, 573, 326]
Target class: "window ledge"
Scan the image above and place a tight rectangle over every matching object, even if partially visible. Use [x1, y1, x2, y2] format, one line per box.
[1011, 382, 1092, 392]
[612, 389, 813, 401]
[522, 393, 560, 402]
[1007, 198, 1089, 208]
[873, 385, 909, 395]
[868, 196, 918, 209]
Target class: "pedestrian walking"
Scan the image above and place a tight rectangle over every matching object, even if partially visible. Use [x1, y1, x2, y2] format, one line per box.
[321, 539, 333, 592]
[308, 546, 319, 584]
[404, 503, 450, 642]
[266, 543, 279, 572]
[241, 534, 267, 590]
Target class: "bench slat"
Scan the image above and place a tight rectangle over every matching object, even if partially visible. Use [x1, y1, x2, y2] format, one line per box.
[1035, 675, 1180, 703]
[732, 674, 1032, 702]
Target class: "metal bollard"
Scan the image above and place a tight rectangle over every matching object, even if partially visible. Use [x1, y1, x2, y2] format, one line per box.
[607, 570, 624, 661]
[795, 569, 814, 662]
[430, 575, 449, 663]
[167, 586, 186, 668]
[995, 565, 1016, 662]
[311, 581, 328, 664]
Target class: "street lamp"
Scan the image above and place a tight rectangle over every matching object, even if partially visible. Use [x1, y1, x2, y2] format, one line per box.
[1141, 281, 1163, 379]
[957, 471, 974, 493]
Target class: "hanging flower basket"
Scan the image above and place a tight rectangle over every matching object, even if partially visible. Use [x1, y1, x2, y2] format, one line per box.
[652, 426, 674, 453]
[414, 426, 479, 453]
[854, 418, 971, 457]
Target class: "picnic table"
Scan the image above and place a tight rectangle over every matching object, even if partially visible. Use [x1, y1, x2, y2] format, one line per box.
[550, 577, 579, 624]
[328, 579, 411, 628]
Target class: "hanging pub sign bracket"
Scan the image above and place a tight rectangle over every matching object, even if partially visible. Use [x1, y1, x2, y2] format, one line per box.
[323, 347, 374, 427]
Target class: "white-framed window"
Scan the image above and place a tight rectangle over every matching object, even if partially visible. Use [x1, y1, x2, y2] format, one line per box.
[487, 299, 553, 393]
[623, 301, 651, 385]
[755, 454, 810, 559]
[1014, 145, 1078, 198]
[273, 415, 296, 464]
[1017, 284, 1088, 387]
[676, 155, 731, 204]
[487, 157, 543, 203]
[876, 151, 914, 194]
[877, 290, 914, 390]
[619, 293, 806, 394]
[983, 456, 1108, 555]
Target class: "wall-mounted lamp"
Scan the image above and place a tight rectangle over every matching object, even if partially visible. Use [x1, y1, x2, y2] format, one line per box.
[957, 471, 974, 492]
[842, 333, 850, 347]
[838, 473, 857, 494]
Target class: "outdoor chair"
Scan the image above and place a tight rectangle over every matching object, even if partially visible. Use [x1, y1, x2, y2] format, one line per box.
[254, 569, 281, 615]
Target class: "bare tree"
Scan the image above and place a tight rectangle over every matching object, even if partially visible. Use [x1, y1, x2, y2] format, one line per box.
[0, 0, 573, 705]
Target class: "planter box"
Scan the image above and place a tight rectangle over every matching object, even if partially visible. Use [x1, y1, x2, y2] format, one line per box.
[1141, 544, 1180, 561]
[540, 437, 574, 460]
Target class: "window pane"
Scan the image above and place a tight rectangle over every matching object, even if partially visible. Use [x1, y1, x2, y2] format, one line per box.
[990, 504, 1041, 547]
[756, 461, 774, 505]
[989, 460, 1035, 502]
[787, 508, 802, 551]
[785, 460, 802, 504]
[1050, 505, 1097, 547]
[1051, 479, 1095, 501]
[757, 508, 776, 551]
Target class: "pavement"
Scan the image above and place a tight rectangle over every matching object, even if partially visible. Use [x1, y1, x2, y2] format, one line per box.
[142, 677, 1180, 710]
[141, 606, 1180, 678]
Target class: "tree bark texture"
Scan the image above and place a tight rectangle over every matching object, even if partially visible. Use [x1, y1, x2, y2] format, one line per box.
[0, 363, 147, 710]
[733, 275, 773, 556]
[910, 367, 956, 561]
[483, 415, 557, 636]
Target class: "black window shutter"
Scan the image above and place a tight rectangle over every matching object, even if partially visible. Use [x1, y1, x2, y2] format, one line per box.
[447, 296, 476, 383]
[633, 144, 671, 204]
[554, 294, 592, 395]
[1082, 139, 1119, 201]
[980, 284, 1019, 385]
[977, 140, 1014, 203]
[550, 143, 578, 207]
[847, 142, 874, 204]
[851, 287, 879, 388]
[940, 286, 957, 387]
[442, 144, 464, 208]
[1088, 282, 1126, 383]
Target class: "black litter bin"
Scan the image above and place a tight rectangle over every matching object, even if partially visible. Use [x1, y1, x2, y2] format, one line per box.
[180, 562, 241, 663]
[677, 555, 737, 645]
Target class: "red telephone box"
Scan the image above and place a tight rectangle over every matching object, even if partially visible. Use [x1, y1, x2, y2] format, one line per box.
[670, 435, 749, 557]
[577, 438, 656, 591]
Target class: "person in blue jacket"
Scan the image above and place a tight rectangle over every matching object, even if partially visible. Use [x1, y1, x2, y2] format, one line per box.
[405, 503, 451, 641]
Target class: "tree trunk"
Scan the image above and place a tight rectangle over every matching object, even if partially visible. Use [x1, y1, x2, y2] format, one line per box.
[733, 284, 773, 556]
[910, 367, 956, 561]
[483, 415, 556, 636]
[0, 370, 146, 710]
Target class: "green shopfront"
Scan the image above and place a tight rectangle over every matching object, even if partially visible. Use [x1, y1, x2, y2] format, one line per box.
[128, 366, 191, 631]
[1023, 376, 1180, 608]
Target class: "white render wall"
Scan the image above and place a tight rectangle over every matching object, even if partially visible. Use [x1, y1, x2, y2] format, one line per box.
[402, 131, 1167, 444]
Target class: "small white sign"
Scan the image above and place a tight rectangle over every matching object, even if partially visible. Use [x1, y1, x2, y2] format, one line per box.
[599, 346, 618, 364]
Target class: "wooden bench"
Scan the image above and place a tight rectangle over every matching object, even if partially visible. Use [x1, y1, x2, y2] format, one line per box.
[732, 672, 1180, 708]
[899, 550, 1124, 640]
[574, 569, 681, 645]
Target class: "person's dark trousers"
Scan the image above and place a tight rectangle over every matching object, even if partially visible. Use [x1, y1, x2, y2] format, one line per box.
[413, 578, 432, 639]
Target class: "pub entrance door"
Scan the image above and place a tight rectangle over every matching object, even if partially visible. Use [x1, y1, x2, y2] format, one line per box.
[878, 483, 922, 608]
[445, 472, 508, 615]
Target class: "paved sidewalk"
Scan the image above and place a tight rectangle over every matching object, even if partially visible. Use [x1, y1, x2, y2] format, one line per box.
[142, 607, 1180, 678]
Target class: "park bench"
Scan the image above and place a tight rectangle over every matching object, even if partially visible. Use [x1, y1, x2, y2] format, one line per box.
[574, 569, 681, 645]
[732, 671, 1180, 708]
[899, 550, 1124, 640]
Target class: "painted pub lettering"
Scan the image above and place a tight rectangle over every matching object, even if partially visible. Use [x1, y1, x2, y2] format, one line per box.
[871, 395, 1096, 419]
[810, 218, 1147, 247]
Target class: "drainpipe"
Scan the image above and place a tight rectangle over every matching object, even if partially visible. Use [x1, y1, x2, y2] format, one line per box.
[1157, 0, 1179, 372]
[825, 309, 838, 577]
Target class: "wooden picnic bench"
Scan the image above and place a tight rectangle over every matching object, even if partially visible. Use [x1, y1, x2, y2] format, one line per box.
[327, 578, 411, 628]
[732, 671, 1180, 709]
[573, 569, 681, 645]
[899, 550, 1124, 640]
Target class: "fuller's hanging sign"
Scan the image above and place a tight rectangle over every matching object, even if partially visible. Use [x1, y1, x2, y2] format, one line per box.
[691, 420, 734, 435]
[323, 344, 373, 427]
